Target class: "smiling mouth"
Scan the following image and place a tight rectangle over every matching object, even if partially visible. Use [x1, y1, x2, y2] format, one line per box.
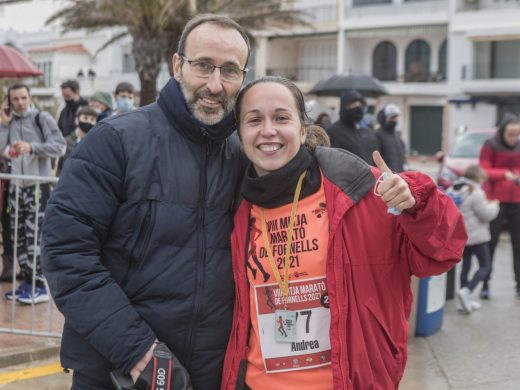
[258, 144, 282, 152]
[200, 97, 221, 107]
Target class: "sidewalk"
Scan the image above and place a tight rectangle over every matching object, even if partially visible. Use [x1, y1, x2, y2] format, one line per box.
[0, 282, 62, 368]
[401, 234, 520, 389]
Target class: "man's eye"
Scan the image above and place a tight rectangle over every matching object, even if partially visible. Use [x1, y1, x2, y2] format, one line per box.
[194, 62, 214, 72]
[221, 66, 241, 78]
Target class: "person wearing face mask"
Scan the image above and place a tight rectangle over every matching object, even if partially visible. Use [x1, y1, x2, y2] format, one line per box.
[376, 104, 406, 173]
[326, 90, 379, 165]
[114, 81, 136, 115]
[58, 80, 88, 138]
[62, 107, 98, 166]
[90, 91, 114, 122]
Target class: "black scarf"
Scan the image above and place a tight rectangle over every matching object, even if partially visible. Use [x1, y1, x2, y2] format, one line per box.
[241, 146, 321, 208]
[157, 78, 236, 145]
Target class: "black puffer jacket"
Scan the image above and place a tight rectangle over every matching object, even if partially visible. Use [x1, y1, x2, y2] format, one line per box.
[327, 90, 379, 165]
[376, 109, 405, 172]
[41, 78, 243, 389]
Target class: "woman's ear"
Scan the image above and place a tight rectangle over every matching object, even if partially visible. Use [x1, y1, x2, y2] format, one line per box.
[301, 126, 307, 144]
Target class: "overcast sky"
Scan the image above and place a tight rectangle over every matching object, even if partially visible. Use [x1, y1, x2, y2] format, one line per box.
[0, 0, 66, 32]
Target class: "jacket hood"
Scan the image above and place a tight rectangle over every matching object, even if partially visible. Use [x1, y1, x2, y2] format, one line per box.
[157, 78, 236, 144]
[339, 90, 366, 124]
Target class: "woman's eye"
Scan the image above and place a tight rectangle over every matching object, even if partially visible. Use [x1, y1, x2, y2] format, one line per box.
[276, 116, 289, 121]
[247, 117, 261, 124]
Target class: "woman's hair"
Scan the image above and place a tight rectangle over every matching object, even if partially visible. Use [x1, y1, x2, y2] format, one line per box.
[464, 164, 487, 183]
[497, 113, 520, 141]
[306, 125, 331, 150]
[235, 76, 312, 131]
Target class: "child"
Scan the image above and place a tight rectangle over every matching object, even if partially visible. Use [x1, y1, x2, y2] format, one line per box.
[75, 106, 97, 142]
[449, 165, 499, 313]
[114, 81, 136, 114]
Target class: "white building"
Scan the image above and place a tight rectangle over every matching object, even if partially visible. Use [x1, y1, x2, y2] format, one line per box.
[256, 0, 520, 154]
[2, 0, 520, 154]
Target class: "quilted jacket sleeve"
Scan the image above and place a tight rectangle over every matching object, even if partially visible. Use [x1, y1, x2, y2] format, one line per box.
[397, 171, 467, 277]
[41, 123, 156, 373]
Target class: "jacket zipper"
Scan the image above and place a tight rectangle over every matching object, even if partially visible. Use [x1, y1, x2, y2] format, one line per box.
[184, 133, 211, 366]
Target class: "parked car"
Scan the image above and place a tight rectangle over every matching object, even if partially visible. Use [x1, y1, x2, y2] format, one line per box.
[437, 127, 496, 189]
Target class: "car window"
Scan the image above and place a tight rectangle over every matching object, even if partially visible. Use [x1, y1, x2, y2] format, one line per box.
[451, 133, 491, 158]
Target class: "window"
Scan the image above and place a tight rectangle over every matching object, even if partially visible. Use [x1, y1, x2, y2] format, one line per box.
[372, 41, 397, 81]
[438, 40, 447, 81]
[474, 40, 520, 79]
[122, 52, 136, 73]
[298, 40, 336, 82]
[36, 61, 52, 87]
[405, 39, 430, 82]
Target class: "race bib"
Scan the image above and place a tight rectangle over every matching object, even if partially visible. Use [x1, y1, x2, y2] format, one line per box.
[254, 276, 331, 373]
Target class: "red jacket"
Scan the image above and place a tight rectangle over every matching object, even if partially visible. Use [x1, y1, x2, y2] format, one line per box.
[479, 135, 520, 203]
[221, 148, 466, 390]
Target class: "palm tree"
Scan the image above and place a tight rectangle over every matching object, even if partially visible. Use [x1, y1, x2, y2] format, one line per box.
[47, 0, 308, 105]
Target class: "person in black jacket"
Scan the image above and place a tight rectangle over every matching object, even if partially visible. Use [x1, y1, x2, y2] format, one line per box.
[41, 14, 250, 390]
[326, 90, 379, 165]
[376, 104, 406, 173]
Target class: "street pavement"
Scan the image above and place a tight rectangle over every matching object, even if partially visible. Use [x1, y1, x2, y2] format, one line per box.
[1, 158, 519, 389]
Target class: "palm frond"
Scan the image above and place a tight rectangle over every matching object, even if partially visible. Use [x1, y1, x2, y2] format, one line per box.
[94, 30, 129, 56]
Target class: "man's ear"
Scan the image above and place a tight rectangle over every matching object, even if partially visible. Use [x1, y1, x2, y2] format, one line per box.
[172, 53, 182, 81]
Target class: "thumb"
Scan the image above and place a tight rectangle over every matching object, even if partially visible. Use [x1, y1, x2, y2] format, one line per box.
[372, 151, 392, 175]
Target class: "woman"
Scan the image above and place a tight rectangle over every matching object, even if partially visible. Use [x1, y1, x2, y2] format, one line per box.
[221, 77, 466, 389]
[479, 116, 520, 299]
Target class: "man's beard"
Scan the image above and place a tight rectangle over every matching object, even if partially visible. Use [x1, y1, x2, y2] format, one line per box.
[179, 77, 236, 126]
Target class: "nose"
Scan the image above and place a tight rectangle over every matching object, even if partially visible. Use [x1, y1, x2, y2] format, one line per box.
[261, 119, 277, 136]
[206, 69, 224, 95]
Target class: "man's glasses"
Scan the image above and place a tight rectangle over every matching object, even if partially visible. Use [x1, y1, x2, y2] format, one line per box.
[180, 55, 248, 83]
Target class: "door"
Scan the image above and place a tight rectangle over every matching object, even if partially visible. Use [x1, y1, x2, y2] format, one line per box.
[409, 106, 443, 155]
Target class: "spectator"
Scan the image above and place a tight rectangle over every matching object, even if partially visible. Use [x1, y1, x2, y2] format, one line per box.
[114, 82, 136, 114]
[376, 104, 406, 172]
[448, 165, 499, 313]
[63, 107, 98, 164]
[0, 84, 66, 304]
[479, 115, 520, 299]
[90, 91, 114, 122]
[314, 112, 331, 128]
[58, 80, 88, 137]
[327, 90, 379, 165]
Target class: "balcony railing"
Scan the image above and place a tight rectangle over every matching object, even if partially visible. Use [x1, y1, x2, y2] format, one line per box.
[457, 0, 520, 12]
[266, 66, 336, 83]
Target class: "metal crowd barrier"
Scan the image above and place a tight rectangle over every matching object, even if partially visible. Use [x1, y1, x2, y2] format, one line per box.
[0, 173, 61, 338]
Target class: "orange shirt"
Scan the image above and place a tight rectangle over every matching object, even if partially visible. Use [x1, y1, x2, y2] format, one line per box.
[245, 183, 333, 390]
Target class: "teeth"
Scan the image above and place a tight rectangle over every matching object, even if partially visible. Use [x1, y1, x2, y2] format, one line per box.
[259, 144, 281, 152]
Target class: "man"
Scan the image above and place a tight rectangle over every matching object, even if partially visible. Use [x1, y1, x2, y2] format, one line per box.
[58, 80, 88, 138]
[41, 14, 249, 389]
[326, 90, 379, 165]
[0, 84, 66, 304]
[376, 104, 406, 173]
[89, 91, 114, 121]
[114, 81, 136, 114]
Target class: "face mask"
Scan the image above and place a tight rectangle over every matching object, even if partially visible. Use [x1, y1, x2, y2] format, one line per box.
[65, 99, 74, 106]
[385, 121, 397, 131]
[346, 106, 364, 123]
[92, 107, 102, 115]
[78, 121, 94, 133]
[117, 97, 134, 112]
